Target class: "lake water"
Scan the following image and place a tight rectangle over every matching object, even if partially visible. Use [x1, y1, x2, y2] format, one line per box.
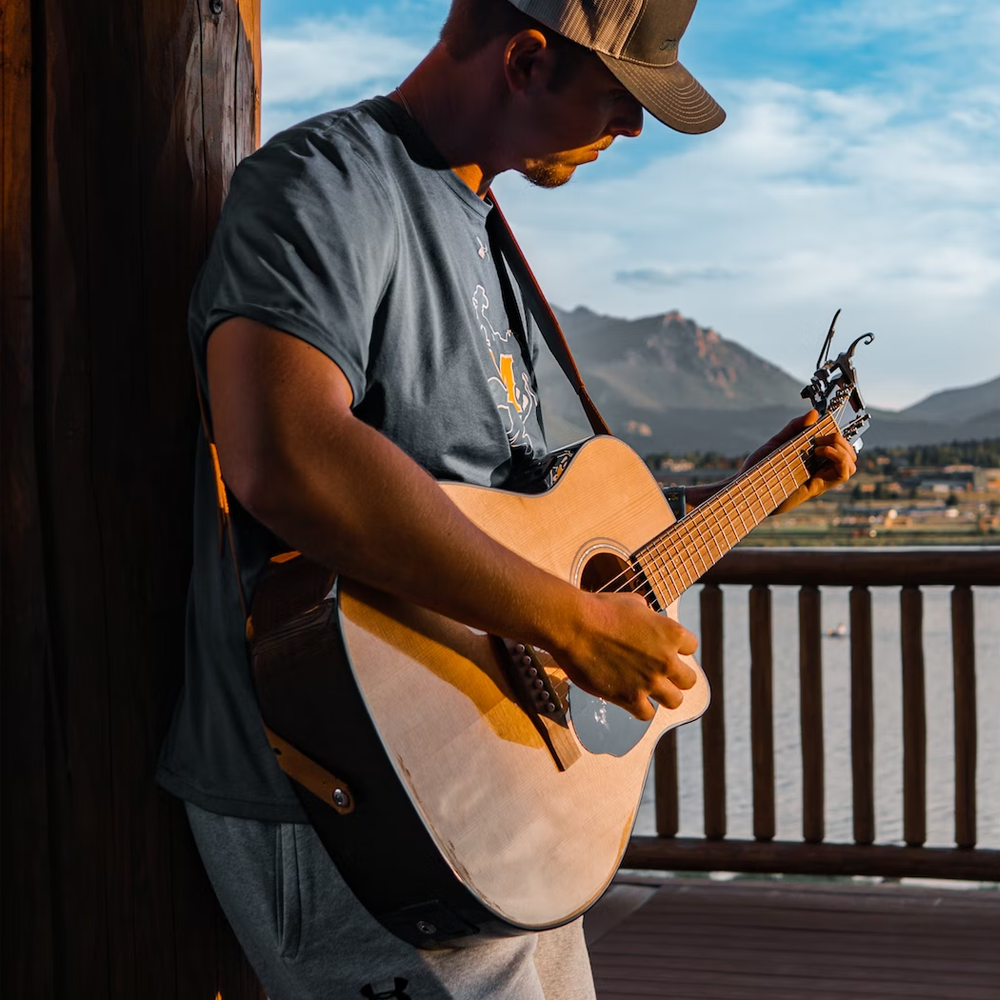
[635, 582, 1000, 850]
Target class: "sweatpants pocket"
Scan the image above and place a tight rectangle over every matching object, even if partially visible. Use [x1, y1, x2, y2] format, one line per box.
[274, 821, 302, 960]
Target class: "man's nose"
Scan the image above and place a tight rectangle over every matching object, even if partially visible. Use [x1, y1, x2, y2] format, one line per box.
[610, 96, 644, 138]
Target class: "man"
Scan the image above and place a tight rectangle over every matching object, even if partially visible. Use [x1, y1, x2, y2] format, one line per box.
[157, 1, 857, 997]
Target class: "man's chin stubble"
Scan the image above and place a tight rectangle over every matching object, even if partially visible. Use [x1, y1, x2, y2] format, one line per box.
[523, 162, 576, 189]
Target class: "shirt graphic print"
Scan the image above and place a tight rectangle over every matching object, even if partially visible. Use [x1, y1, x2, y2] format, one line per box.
[473, 282, 539, 460]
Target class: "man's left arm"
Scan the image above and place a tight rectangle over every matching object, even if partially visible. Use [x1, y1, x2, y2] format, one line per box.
[686, 409, 857, 515]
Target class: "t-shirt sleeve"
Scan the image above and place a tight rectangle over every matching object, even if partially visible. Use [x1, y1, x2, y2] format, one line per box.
[190, 127, 398, 406]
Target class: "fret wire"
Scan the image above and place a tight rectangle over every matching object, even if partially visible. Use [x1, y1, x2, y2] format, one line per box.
[712, 494, 740, 552]
[608, 412, 842, 600]
[656, 535, 694, 605]
[699, 502, 723, 563]
[688, 517, 713, 578]
[685, 507, 722, 576]
[762, 457, 783, 511]
[641, 449, 784, 603]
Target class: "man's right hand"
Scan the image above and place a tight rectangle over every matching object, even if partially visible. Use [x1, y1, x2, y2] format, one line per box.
[548, 590, 698, 721]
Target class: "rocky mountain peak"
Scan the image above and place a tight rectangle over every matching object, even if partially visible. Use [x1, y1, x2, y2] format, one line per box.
[538, 305, 999, 455]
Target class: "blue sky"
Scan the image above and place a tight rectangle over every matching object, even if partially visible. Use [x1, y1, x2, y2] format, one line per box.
[260, 1, 1000, 409]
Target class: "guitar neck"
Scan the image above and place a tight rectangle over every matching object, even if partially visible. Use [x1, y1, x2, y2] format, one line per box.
[632, 412, 839, 607]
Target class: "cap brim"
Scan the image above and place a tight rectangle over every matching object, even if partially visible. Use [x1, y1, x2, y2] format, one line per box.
[597, 54, 725, 134]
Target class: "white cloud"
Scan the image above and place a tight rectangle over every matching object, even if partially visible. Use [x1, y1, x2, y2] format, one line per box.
[616, 266, 740, 287]
[492, 76, 1000, 408]
[801, 0, 1000, 58]
[261, 18, 425, 138]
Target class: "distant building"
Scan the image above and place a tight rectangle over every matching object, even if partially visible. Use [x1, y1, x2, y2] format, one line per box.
[977, 468, 1000, 491]
[896, 466, 977, 492]
[656, 457, 694, 472]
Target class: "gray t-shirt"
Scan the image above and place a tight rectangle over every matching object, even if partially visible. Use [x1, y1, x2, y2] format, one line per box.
[156, 98, 549, 820]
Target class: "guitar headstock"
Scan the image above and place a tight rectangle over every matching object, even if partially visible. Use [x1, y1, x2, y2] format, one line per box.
[801, 309, 875, 450]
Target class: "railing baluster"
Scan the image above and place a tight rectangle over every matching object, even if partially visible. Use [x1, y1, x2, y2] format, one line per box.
[901, 585, 927, 846]
[952, 585, 977, 849]
[799, 585, 824, 844]
[749, 584, 775, 842]
[654, 731, 679, 837]
[850, 585, 875, 845]
[700, 583, 726, 839]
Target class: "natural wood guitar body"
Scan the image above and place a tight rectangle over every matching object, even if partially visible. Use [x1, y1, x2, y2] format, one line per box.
[338, 435, 709, 930]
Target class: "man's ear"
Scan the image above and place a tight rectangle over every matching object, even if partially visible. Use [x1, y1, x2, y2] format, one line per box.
[503, 29, 554, 96]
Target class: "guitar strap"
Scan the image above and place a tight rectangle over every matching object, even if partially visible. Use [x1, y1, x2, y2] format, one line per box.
[485, 193, 611, 437]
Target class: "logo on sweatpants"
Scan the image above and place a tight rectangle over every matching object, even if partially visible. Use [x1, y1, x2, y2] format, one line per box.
[360, 979, 412, 999]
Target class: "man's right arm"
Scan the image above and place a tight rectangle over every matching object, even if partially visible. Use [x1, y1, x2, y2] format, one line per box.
[208, 316, 697, 720]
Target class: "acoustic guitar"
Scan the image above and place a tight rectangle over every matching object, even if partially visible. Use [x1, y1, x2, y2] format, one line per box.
[250, 326, 873, 948]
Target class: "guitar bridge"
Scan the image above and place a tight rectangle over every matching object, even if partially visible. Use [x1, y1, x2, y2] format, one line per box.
[495, 637, 582, 771]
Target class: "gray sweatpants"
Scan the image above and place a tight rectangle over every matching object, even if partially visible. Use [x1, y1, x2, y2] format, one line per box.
[185, 802, 596, 1000]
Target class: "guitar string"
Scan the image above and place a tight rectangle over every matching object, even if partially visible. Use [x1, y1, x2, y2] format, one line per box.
[608, 470, 786, 602]
[615, 467, 775, 601]
[633, 447, 811, 603]
[635, 453, 808, 602]
[607, 411, 831, 598]
[591, 413, 836, 600]
[603, 449, 802, 598]
[603, 462, 797, 602]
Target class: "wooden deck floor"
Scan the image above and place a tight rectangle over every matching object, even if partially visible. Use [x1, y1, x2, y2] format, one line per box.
[584, 877, 1000, 1000]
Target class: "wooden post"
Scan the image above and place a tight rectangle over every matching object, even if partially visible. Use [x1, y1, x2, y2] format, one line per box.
[700, 584, 726, 839]
[952, 585, 977, 849]
[749, 585, 775, 842]
[900, 586, 927, 847]
[655, 731, 680, 837]
[798, 585, 824, 844]
[850, 585, 875, 846]
[1, 1, 264, 997]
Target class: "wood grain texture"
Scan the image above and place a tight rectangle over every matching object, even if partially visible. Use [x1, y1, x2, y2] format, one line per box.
[700, 547, 1000, 587]
[589, 878, 1000, 1000]
[1, 2, 57, 995]
[798, 585, 824, 844]
[900, 586, 927, 847]
[339, 437, 711, 928]
[850, 586, 875, 845]
[749, 585, 775, 842]
[1, 1, 264, 996]
[699, 584, 726, 839]
[622, 837, 1000, 881]
[952, 585, 977, 849]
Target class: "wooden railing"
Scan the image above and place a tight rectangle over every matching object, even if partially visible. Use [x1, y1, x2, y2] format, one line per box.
[623, 548, 1000, 882]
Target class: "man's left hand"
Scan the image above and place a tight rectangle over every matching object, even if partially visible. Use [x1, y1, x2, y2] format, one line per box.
[741, 409, 857, 515]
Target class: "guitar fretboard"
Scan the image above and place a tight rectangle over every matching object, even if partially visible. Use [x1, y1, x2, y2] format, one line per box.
[625, 412, 839, 607]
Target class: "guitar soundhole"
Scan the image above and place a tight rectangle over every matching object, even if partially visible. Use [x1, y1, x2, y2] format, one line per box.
[580, 552, 660, 612]
[580, 552, 629, 593]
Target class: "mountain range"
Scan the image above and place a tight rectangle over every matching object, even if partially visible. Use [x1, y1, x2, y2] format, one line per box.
[533, 306, 1000, 457]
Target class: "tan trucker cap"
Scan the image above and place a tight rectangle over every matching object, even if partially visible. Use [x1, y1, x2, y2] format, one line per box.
[506, 0, 725, 134]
